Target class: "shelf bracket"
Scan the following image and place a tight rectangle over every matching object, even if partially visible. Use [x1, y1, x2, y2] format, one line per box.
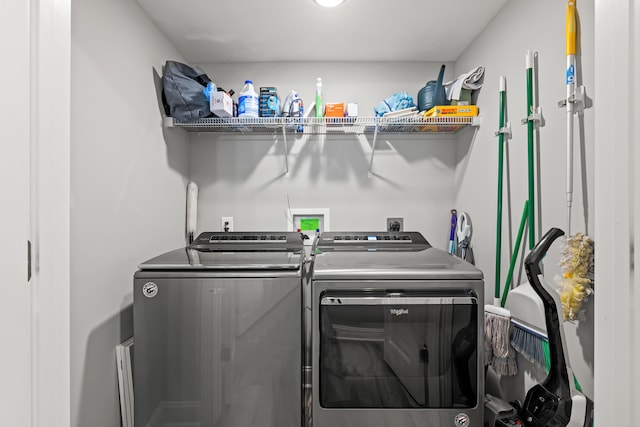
[281, 125, 290, 177]
[163, 116, 175, 128]
[368, 119, 380, 178]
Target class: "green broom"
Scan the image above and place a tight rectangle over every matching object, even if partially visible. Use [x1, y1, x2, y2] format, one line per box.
[502, 52, 548, 372]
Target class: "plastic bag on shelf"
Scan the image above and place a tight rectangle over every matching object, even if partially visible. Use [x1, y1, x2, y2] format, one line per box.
[373, 91, 415, 117]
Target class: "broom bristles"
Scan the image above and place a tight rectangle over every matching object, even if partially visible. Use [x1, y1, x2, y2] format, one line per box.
[510, 320, 550, 371]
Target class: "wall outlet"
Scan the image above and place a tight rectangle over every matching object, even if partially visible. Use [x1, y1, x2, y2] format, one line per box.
[221, 216, 234, 232]
[386, 217, 403, 232]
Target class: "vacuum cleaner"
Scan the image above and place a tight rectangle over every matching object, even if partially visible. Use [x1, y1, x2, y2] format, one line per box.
[486, 228, 594, 427]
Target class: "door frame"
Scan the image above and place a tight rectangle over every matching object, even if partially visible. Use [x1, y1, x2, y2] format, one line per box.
[30, 0, 71, 425]
[1, 0, 32, 425]
[593, 0, 640, 425]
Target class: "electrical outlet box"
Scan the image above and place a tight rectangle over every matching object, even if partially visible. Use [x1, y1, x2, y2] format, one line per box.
[287, 208, 330, 245]
[386, 217, 404, 232]
[221, 216, 234, 232]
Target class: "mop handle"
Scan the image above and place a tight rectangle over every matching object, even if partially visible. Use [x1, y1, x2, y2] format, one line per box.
[500, 200, 529, 308]
[566, 0, 577, 235]
[526, 51, 535, 251]
[566, 0, 577, 57]
[495, 76, 507, 302]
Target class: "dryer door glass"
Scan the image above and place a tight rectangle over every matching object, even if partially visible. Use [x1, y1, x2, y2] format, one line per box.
[319, 292, 478, 409]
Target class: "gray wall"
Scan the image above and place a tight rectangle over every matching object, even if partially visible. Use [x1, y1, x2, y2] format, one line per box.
[454, 0, 595, 399]
[70, 0, 189, 425]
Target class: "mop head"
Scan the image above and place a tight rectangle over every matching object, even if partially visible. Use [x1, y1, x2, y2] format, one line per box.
[556, 233, 594, 321]
[484, 310, 517, 376]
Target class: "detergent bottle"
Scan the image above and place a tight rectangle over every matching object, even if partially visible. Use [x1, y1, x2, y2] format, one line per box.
[238, 80, 259, 118]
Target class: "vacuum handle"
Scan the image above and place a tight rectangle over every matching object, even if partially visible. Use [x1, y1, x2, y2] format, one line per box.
[524, 227, 564, 276]
[524, 227, 572, 404]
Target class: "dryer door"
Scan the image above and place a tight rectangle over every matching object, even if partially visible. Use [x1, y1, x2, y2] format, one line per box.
[319, 292, 478, 409]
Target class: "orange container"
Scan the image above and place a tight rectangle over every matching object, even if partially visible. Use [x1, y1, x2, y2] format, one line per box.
[424, 105, 479, 117]
[325, 103, 345, 118]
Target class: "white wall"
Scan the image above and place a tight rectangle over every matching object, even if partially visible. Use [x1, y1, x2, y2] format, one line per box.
[67, 0, 595, 423]
[70, 0, 189, 425]
[454, 0, 594, 399]
[192, 61, 465, 247]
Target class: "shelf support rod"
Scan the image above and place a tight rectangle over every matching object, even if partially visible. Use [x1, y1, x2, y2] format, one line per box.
[368, 119, 379, 178]
[281, 124, 290, 177]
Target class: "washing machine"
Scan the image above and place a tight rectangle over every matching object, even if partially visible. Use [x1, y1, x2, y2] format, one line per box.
[307, 231, 484, 427]
[133, 231, 304, 427]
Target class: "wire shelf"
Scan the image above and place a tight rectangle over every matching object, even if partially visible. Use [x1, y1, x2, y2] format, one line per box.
[165, 116, 478, 134]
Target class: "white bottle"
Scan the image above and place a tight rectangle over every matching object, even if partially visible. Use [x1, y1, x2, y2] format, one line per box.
[315, 77, 324, 118]
[238, 80, 259, 118]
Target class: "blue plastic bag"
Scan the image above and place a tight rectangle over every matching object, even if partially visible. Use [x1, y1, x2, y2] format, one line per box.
[373, 91, 415, 117]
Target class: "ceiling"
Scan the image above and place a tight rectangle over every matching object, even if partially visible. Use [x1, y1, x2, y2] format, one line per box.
[134, 0, 509, 63]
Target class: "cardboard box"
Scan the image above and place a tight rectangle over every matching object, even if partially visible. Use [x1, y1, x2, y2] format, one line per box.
[451, 89, 472, 106]
[424, 105, 479, 117]
[346, 102, 358, 117]
[325, 103, 345, 118]
[210, 91, 233, 118]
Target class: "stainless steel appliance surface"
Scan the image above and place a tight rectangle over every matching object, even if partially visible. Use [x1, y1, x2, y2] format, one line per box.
[134, 232, 304, 427]
[308, 232, 484, 427]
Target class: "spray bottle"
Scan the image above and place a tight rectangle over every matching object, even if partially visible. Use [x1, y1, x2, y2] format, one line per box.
[315, 77, 324, 118]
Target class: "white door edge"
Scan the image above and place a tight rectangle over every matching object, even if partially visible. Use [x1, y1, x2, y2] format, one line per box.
[594, 0, 639, 425]
[30, 0, 71, 425]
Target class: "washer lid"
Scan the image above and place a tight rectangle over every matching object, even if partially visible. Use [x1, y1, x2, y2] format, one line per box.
[312, 231, 482, 280]
[138, 231, 304, 271]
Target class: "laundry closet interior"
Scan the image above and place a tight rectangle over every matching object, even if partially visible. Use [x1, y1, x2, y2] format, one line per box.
[69, 0, 595, 425]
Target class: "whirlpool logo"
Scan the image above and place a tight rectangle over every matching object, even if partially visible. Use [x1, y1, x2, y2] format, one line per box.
[389, 308, 409, 316]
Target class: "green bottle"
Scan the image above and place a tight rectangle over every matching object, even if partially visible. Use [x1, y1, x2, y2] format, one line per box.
[315, 77, 324, 118]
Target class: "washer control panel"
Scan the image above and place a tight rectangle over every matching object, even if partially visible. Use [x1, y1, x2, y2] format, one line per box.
[190, 232, 303, 251]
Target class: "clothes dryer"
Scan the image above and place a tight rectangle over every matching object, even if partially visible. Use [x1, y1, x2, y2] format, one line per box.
[308, 231, 484, 427]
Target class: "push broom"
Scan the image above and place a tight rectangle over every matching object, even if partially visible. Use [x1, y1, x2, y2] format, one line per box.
[503, 51, 550, 371]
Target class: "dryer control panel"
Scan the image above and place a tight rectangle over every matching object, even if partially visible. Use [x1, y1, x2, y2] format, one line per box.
[316, 231, 430, 249]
